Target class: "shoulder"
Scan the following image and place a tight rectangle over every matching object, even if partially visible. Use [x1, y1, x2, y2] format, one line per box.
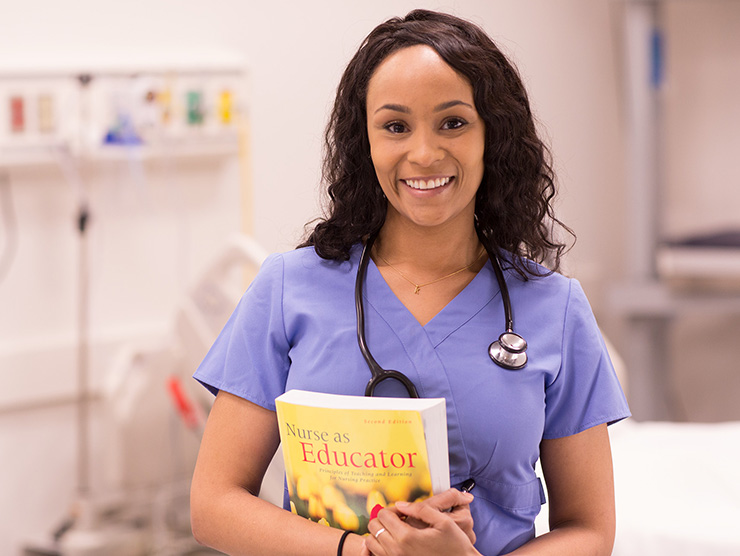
[501, 258, 595, 330]
[508, 263, 602, 356]
[257, 245, 360, 293]
[503, 256, 574, 299]
[275, 245, 359, 275]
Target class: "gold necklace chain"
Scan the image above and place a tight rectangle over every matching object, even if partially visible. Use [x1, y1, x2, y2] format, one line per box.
[376, 248, 486, 295]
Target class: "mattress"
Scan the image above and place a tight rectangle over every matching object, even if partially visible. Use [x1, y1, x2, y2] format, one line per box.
[610, 420, 740, 555]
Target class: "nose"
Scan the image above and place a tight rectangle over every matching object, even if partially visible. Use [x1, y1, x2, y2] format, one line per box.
[406, 127, 443, 167]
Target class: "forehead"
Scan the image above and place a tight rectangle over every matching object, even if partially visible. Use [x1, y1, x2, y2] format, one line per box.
[366, 45, 475, 108]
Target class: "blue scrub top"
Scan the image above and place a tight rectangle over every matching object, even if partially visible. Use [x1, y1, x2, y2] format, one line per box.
[194, 244, 630, 555]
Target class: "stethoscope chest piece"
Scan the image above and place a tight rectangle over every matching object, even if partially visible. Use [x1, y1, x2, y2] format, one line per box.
[489, 331, 528, 371]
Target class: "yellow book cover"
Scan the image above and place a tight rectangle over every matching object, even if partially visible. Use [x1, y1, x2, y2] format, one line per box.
[275, 389, 449, 535]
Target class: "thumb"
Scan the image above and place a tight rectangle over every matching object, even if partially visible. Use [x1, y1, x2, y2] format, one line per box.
[395, 500, 453, 529]
[406, 488, 474, 513]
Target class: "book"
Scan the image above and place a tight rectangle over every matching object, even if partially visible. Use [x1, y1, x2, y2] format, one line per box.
[275, 389, 449, 534]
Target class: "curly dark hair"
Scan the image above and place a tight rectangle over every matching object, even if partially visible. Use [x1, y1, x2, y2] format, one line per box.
[300, 9, 573, 277]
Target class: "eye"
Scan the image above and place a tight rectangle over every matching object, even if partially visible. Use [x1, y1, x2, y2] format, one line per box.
[383, 121, 407, 134]
[442, 117, 467, 130]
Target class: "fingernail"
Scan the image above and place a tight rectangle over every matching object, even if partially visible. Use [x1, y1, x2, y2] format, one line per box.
[464, 492, 474, 500]
[370, 504, 383, 520]
[395, 501, 409, 508]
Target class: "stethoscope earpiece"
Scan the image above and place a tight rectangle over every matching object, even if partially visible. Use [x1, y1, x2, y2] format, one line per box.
[488, 331, 528, 371]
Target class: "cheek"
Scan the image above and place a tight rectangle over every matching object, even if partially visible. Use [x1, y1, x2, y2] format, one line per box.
[370, 145, 399, 180]
[460, 150, 484, 181]
[466, 140, 486, 178]
[369, 154, 393, 196]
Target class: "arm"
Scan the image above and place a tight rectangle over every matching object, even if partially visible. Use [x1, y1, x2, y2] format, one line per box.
[507, 423, 616, 555]
[190, 390, 365, 556]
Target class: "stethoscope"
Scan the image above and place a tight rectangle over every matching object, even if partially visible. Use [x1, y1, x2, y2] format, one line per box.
[355, 232, 528, 398]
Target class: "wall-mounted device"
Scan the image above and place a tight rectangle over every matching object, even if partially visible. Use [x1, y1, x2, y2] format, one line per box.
[0, 54, 248, 166]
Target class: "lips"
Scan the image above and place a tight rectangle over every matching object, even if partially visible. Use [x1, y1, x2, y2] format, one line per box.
[402, 176, 453, 190]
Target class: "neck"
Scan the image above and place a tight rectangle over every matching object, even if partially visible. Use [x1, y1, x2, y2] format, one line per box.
[375, 217, 483, 274]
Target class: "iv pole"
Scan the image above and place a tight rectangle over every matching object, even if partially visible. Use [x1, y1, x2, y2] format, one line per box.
[50, 73, 94, 545]
[75, 73, 93, 506]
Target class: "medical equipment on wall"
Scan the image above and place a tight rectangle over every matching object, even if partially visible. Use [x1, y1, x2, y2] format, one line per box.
[0, 67, 244, 166]
[3, 56, 250, 556]
[355, 232, 529, 398]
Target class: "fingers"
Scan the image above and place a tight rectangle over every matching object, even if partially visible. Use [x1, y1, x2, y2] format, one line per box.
[396, 502, 454, 529]
[447, 504, 476, 544]
[404, 488, 474, 513]
[358, 539, 372, 556]
[393, 489, 476, 545]
[365, 489, 477, 554]
[366, 500, 477, 556]
[366, 509, 404, 556]
[393, 489, 474, 530]
[368, 497, 458, 544]
[370, 506, 407, 537]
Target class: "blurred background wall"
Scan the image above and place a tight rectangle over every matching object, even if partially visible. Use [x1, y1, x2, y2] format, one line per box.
[0, 0, 738, 553]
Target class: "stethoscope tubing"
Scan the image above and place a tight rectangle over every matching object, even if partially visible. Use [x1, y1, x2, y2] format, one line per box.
[489, 249, 514, 333]
[356, 232, 527, 397]
[355, 233, 420, 398]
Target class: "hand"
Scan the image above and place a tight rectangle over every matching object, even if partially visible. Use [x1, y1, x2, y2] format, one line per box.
[395, 488, 476, 544]
[362, 489, 478, 556]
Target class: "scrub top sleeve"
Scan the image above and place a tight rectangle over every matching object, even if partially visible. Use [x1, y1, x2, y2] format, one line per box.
[193, 253, 290, 411]
[543, 279, 630, 439]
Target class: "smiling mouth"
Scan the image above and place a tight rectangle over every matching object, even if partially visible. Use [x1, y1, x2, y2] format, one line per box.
[402, 176, 454, 190]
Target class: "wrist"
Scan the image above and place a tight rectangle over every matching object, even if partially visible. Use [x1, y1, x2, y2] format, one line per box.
[340, 531, 365, 556]
[337, 530, 352, 556]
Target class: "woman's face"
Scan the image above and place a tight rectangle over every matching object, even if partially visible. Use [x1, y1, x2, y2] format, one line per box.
[366, 45, 485, 233]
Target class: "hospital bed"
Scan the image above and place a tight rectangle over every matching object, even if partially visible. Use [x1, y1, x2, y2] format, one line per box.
[535, 342, 740, 555]
[610, 419, 740, 555]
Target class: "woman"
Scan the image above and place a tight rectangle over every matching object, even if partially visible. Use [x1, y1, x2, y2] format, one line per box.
[190, 9, 629, 556]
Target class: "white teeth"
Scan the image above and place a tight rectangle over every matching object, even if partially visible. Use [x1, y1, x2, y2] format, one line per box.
[405, 177, 452, 190]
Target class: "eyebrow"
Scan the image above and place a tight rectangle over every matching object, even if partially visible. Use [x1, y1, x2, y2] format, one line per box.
[374, 100, 474, 114]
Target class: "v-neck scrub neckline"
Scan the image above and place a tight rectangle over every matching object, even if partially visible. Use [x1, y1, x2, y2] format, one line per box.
[364, 251, 500, 346]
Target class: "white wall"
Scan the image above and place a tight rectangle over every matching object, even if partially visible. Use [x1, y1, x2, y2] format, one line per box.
[663, 1, 740, 237]
[1, 0, 739, 553]
[656, 1, 740, 423]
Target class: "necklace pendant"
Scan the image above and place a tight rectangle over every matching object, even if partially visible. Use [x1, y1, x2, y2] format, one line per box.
[413, 285, 421, 295]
